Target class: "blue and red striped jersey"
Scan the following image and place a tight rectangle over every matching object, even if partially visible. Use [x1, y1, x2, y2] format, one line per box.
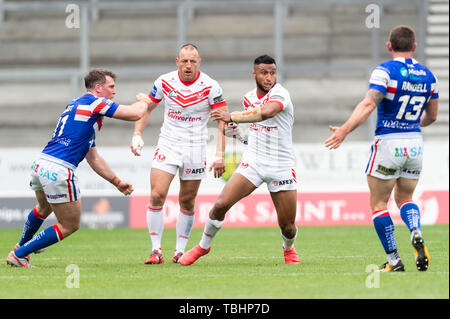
[41, 93, 118, 169]
[368, 57, 439, 136]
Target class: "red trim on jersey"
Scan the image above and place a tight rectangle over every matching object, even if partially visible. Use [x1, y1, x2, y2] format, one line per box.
[52, 225, 64, 241]
[93, 101, 107, 114]
[257, 91, 267, 100]
[210, 101, 227, 109]
[266, 99, 284, 111]
[161, 79, 212, 99]
[67, 169, 73, 202]
[76, 109, 92, 117]
[368, 139, 380, 175]
[243, 97, 252, 108]
[178, 71, 201, 86]
[387, 86, 397, 94]
[149, 94, 161, 103]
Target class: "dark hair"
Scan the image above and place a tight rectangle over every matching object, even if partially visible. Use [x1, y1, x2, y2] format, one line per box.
[254, 55, 276, 65]
[389, 25, 416, 52]
[84, 68, 116, 90]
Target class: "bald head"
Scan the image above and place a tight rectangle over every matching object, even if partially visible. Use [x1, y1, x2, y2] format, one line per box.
[176, 43, 201, 83]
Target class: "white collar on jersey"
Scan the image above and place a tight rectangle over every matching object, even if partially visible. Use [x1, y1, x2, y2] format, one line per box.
[393, 57, 419, 64]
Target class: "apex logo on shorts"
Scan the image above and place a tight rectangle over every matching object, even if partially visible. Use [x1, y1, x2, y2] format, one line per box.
[272, 179, 295, 186]
[185, 168, 205, 175]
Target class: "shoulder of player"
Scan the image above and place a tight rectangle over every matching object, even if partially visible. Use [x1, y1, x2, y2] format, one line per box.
[269, 83, 290, 98]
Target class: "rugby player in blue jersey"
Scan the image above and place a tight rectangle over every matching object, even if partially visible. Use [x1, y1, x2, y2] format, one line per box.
[325, 25, 439, 272]
[7, 69, 150, 267]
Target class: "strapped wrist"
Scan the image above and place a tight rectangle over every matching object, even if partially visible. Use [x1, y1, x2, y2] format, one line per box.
[111, 176, 121, 187]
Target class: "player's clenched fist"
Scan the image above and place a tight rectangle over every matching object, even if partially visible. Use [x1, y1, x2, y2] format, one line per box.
[117, 180, 134, 196]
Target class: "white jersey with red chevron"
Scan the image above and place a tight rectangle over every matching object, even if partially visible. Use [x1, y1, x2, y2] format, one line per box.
[149, 70, 226, 145]
[242, 83, 296, 166]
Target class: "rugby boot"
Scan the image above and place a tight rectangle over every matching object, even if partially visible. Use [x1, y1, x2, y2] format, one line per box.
[411, 229, 430, 271]
[6, 251, 33, 268]
[283, 246, 301, 264]
[144, 250, 164, 264]
[178, 245, 210, 266]
[172, 251, 184, 264]
[378, 259, 405, 272]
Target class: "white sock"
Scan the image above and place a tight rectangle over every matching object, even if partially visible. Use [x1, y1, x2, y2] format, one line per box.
[147, 205, 164, 253]
[387, 250, 401, 266]
[281, 226, 298, 251]
[199, 217, 224, 250]
[175, 208, 195, 254]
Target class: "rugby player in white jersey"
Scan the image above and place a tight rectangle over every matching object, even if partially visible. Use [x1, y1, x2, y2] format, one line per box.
[7, 69, 149, 267]
[179, 55, 300, 266]
[130, 44, 228, 264]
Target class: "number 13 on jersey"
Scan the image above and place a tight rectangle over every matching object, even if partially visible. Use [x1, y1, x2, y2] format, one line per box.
[396, 94, 427, 121]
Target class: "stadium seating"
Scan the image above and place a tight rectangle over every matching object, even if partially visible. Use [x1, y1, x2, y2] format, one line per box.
[0, 0, 447, 147]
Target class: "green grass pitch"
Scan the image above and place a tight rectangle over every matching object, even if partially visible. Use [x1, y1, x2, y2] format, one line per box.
[0, 225, 448, 299]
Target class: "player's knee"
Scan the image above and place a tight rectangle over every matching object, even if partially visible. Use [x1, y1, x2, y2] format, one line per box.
[178, 194, 195, 211]
[212, 198, 231, 216]
[279, 222, 296, 239]
[150, 190, 167, 206]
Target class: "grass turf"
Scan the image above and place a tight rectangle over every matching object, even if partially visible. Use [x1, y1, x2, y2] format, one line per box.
[0, 225, 448, 299]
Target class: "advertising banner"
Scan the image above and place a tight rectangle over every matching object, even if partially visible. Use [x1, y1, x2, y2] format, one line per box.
[1, 141, 448, 228]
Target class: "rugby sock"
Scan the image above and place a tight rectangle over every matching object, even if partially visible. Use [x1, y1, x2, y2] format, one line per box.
[372, 209, 398, 256]
[18, 206, 46, 246]
[399, 201, 421, 232]
[281, 226, 298, 251]
[199, 217, 224, 250]
[14, 225, 63, 258]
[175, 208, 195, 254]
[147, 205, 164, 253]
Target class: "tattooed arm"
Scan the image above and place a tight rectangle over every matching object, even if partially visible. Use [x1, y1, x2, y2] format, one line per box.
[325, 89, 383, 149]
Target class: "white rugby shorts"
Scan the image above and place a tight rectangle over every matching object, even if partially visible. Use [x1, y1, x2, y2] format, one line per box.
[234, 154, 297, 192]
[30, 158, 80, 203]
[151, 142, 207, 180]
[365, 137, 423, 180]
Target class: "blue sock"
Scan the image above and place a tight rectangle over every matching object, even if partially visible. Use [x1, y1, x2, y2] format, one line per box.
[15, 225, 63, 258]
[400, 201, 421, 232]
[18, 207, 46, 246]
[372, 210, 397, 253]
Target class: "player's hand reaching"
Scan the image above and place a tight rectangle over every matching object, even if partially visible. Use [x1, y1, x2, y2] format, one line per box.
[136, 93, 151, 105]
[131, 133, 144, 156]
[116, 180, 134, 196]
[210, 109, 231, 123]
[209, 157, 226, 178]
[325, 125, 348, 149]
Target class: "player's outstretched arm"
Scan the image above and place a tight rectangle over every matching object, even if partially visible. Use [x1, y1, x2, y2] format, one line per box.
[420, 98, 438, 127]
[112, 93, 151, 121]
[210, 101, 282, 123]
[130, 97, 159, 156]
[325, 89, 382, 150]
[85, 147, 134, 196]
